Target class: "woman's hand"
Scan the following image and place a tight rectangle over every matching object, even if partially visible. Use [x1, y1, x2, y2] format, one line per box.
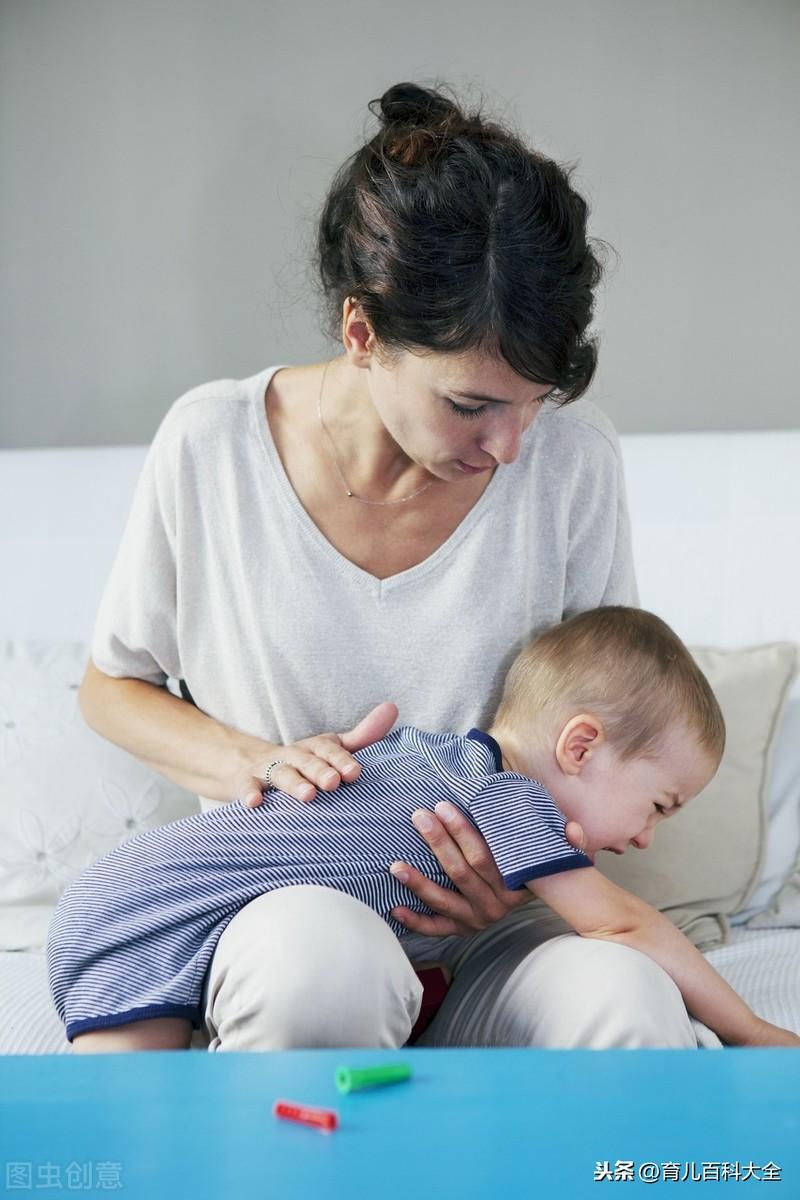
[389, 806, 588, 938]
[235, 702, 398, 807]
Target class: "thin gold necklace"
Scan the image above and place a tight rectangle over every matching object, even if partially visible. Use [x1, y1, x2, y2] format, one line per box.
[317, 361, 437, 506]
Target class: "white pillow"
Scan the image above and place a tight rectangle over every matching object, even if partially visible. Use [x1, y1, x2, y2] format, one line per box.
[732, 673, 800, 923]
[0, 640, 200, 949]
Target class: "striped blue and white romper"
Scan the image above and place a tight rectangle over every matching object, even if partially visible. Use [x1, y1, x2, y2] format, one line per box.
[46, 726, 592, 1041]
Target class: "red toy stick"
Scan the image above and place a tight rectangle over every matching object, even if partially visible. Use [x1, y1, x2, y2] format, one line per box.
[272, 1099, 338, 1132]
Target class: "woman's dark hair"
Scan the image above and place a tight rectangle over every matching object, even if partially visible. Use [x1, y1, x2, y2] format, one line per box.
[315, 80, 616, 403]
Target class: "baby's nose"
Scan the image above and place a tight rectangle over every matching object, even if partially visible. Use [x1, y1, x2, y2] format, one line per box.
[630, 829, 654, 850]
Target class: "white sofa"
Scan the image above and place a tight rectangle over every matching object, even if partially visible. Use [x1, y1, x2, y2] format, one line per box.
[1, 428, 799, 1054]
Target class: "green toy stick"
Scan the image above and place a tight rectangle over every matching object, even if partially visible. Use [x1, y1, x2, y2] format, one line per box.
[335, 1063, 412, 1094]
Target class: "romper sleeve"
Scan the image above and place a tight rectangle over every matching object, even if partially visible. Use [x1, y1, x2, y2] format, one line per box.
[464, 774, 593, 890]
[562, 411, 639, 615]
[90, 412, 181, 687]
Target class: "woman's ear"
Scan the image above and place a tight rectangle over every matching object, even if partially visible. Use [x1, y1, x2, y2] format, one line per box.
[555, 714, 604, 776]
[341, 296, 375, 360]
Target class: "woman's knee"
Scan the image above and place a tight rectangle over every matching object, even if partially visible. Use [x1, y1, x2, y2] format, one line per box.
[202, 886, 423, 1050]
[499, 934, 698, 1049]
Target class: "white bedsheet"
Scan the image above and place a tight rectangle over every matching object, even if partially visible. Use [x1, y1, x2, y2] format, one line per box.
[2, 927, 798, 1055]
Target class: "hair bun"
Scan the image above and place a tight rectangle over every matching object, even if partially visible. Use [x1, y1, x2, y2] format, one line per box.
[370, 82, 462, 133]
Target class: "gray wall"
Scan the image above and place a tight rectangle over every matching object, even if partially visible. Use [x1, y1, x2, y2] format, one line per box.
[2, 0, 798, 448]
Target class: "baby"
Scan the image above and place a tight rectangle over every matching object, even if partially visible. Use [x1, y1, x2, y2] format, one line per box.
[47, 605, 799, 1051]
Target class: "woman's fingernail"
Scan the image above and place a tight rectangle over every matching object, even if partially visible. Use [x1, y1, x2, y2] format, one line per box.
[389, 864, 409, 882]
[413, 810, 434, 832]
[434, 802, 455, 822]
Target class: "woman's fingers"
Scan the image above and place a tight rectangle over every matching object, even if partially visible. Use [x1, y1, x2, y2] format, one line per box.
[389, 903, 463, 939]
[339, 702, 399, 752]
[241, 703, 401, 808]
[388, 856, 486, 937]
[294, 742, 363, 791]
[243, 727, 385, 806]
[391, 805, 527, 933]
[268, 753, 349, 802]
[240, 759, 329, 807]
[241, 764, 313, 807]
[415, 804, 507, 895]
[240, 705, 399, 808]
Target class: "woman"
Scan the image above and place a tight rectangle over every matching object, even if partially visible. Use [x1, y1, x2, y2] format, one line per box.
[78, 81, 699, 1052]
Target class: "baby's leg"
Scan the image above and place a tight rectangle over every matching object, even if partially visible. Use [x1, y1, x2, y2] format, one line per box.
[72, 1017, 192, 1054]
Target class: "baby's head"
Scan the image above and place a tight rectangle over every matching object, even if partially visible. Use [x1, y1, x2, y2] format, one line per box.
[487, 606, 725, 860]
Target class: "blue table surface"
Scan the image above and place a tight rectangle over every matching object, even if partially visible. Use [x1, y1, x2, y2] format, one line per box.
[1, 1049, 798, 1199]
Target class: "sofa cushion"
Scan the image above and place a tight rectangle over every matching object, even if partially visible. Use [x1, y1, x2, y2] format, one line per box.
[595, 642, 798, 951]
[0, 640, 201, 950]
[736, 674, 800, 931]
[0, 952, 72, 1054]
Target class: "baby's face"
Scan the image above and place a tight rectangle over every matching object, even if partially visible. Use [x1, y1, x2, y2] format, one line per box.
[570, 723, 718, 863]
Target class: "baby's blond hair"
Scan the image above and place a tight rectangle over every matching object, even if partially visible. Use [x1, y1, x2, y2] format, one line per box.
[492, 606, 725, 763]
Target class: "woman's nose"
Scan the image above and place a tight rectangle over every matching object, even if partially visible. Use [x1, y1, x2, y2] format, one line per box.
[479, 410, 536, 465]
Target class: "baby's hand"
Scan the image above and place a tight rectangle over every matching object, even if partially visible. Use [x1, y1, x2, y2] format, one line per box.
[744, 1018, 800, 1048]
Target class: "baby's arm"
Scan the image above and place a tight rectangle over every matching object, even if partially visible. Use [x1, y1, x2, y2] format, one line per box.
[526, 869, 800, 1047]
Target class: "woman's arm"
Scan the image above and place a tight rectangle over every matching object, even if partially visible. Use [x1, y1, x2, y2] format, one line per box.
[79, 660, 398, 805]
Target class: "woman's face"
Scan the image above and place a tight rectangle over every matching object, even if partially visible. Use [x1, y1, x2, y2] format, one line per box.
[365, 346, 556, 481]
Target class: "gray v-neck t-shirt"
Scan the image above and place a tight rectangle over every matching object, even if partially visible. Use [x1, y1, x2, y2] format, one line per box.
[90, 365, 638, 806]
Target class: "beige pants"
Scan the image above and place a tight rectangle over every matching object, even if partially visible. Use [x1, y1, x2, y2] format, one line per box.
[189, 885, 701, 1052]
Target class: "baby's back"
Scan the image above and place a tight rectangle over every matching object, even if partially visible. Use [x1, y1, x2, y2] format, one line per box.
[49, 726, 495, 955]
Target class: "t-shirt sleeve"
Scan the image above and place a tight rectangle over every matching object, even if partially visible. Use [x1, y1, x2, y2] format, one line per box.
[90, 412, 181, 687]
[465, 774, 593, 890]
[562, 417, 639, 615]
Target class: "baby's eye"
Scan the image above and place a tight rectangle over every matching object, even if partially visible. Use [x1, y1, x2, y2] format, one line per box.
[654, 803, 667, 816]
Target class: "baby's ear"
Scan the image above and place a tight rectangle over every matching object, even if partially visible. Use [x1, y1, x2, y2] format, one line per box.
[556, 714, 604, 776]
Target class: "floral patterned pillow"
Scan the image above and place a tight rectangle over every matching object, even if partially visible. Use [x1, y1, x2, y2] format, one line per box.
[0, 640, 201, 948]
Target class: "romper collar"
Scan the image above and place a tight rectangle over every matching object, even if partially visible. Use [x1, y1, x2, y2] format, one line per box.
[465, 727, 503, 773]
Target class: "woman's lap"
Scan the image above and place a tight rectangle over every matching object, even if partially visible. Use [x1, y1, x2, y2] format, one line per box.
[193, 886, 699, 1052]
[196, 886, 423, 1051]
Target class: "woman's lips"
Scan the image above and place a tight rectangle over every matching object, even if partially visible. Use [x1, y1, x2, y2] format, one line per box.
[457, 460, 492, 475]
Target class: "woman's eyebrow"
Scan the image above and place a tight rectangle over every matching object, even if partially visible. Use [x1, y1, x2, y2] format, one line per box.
[447, 388, 553, 405]
[447, 390, 512, 404]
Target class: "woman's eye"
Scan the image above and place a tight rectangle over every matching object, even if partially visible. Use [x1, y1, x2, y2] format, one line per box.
[448, 400, 486, 419]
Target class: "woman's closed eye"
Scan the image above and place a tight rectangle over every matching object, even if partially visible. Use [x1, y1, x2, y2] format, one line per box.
[448, 400, 486, 419]
[446, 399, 547, 420]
